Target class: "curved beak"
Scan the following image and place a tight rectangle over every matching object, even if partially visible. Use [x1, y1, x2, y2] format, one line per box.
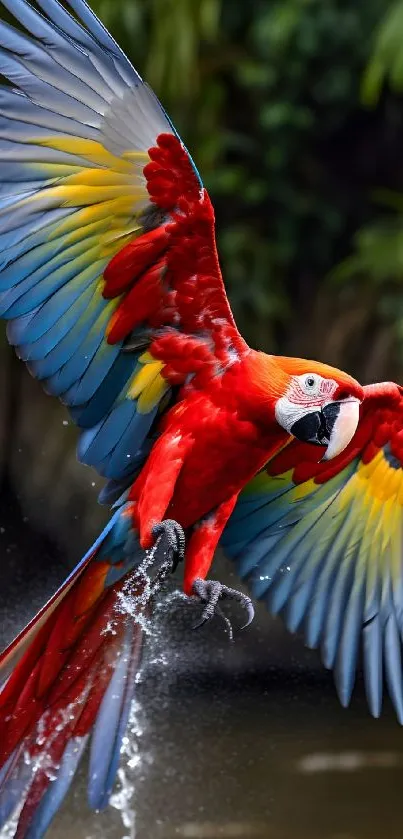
[322, 398, 360, 460]
[290, 398, 360, 460]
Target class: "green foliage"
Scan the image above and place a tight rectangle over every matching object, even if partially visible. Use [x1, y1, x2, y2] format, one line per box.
[332, 1, 403, 366]
[210, 0, 387, 349]
[362, 0, 403, 104]
[333, 220, 403, 285]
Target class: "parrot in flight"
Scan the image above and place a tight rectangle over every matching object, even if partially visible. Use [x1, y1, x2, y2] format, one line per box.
[0, 0, 403, 836]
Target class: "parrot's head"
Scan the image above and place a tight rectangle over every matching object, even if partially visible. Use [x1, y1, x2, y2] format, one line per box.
[244, 353, 364, 460]
[272, 356, 363, 460]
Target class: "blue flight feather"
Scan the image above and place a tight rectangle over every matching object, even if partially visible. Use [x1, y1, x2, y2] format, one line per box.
[21, 285, 96, 364]
[27, 296, 106, 379]
[78, 399, 136, 464]
[363, 616, 383, 718]
[103, 405, 158, 477]
[334, 572, 365, 707]
[69, 352, 134, 428]
[45, 315, 109, 397]
[384, 607, 403, 724]
[23, 738, 88, 839]
[88, 623, 141, 810]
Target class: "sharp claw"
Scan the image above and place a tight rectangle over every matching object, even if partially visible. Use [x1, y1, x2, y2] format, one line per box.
[193, 615, 209, 631]
[191, 578, 254, 638]
[217, 584, 254, 629]
[240, 599, 255, 630]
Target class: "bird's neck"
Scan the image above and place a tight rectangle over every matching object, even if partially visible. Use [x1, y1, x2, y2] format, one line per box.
[220, 349, 288, 424]
[204, 349, 290, 460]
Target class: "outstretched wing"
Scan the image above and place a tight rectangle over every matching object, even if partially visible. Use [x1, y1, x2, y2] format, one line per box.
[222, 382, 403, 722]
[0, 0, 245, 498]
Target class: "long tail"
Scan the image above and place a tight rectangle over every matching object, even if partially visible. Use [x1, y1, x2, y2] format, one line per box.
[0, 502, 153, 839]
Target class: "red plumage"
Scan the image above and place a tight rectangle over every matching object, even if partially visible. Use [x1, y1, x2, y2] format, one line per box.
[106, 260, 165, 342]
[0, 563, 115, 767]
[144, 133, 201, 208]
[103, 133, 244, 382]
[103, 226, 169, 299]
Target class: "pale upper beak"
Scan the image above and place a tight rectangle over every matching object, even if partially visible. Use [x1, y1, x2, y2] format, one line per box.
[288, 397, 361, 459]
[322, 397, 360, 460]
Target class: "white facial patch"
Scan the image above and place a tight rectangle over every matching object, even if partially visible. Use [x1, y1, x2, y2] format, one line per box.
[275, 373, 338, 433]
[275, 395, 311, 433]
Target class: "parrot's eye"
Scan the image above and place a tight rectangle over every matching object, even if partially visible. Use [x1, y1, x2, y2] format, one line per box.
[303, 374, 320, 393]
[292, 373, 323, 399]
[293, 372, 324, 398]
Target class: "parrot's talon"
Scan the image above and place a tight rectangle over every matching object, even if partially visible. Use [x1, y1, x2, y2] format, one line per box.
[135, 519, 186, 597]
[152, 519, 186, 572]
[191, 578, 254, 638]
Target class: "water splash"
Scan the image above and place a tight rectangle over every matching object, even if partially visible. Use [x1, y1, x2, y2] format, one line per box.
[106, 541, 181, 839]
[109, 700, 147, 839]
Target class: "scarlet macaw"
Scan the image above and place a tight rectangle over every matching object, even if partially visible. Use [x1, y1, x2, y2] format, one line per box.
[0, 0, 402, 836]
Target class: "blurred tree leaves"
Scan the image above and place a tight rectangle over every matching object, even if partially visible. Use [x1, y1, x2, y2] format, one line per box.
[333, 0, 403, 367]
[362, 0, 403, 104]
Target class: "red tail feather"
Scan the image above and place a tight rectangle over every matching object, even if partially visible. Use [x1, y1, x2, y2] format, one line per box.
[0, 508, 147, 836]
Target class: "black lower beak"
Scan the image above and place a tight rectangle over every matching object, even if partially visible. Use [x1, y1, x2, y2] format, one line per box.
[290, 402, 341, 447]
